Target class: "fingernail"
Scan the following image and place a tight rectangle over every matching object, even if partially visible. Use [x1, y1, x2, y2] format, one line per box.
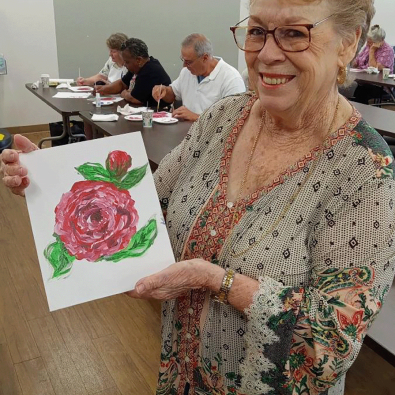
[136, 284, 145, 294]
[9, 153, 15, 161]
[19, 168, 25, 176]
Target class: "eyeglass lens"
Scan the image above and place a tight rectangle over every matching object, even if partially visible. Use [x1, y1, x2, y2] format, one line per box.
[234, 25, 310, 52]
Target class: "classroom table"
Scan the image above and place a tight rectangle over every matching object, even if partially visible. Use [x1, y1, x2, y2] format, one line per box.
[25, 83, 124, 147]
[79, 110, 193, 170]
[351, 101, 395, 138]
[78, 101, 395, 168]
[349, 70, 395, 90]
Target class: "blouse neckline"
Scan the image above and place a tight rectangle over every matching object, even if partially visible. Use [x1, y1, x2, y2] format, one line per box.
[219, 94, 362, 205]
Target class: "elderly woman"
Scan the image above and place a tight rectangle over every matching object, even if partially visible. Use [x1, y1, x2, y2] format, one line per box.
[1, 1, 395, 395]
[353, 25, 395, 104]
[354, 25, 394, 72]
[77, 32, 128, 86]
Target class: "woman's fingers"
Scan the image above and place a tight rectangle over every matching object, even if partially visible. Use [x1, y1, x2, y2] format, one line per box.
[14, 134, 38, 153]
[1, 149, 19, 165]
[1, 135, 37, 196]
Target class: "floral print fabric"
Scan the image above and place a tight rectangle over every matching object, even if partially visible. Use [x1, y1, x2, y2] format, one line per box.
[154, 93, 395, 395]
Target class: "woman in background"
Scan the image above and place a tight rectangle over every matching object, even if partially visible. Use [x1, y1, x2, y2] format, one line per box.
[77, 32, 128, 86]
[353, 25, 394, 103]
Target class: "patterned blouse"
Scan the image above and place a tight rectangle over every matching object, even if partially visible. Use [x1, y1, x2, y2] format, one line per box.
[354, 41, 394, 72]
[153, 93, 395, 395]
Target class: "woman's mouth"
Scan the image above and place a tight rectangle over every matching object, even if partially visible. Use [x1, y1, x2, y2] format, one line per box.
[260, 73, 295, 87]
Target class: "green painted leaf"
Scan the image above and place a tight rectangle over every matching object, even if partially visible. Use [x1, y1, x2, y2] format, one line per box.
[75, 162, 112, 182]
[44, 236, 76, 278]
[116, 163, 148, 190]
[103, 218, 158, 262]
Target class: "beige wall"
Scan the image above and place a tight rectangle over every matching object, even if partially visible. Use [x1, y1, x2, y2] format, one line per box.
[0, 0, 60, 128]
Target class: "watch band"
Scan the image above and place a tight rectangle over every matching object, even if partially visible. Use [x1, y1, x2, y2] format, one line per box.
[211, 268, 235, 304]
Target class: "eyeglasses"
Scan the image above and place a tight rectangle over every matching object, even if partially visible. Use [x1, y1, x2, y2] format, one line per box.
[180, 56, 202, 67]
[230, 15, 333, 53]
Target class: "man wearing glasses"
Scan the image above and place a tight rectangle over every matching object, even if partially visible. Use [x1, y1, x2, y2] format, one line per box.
[152, 33, 245, 121]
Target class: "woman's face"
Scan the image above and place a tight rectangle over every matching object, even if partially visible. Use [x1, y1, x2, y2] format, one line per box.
[246, 0, 343, 115]
[367, 39, 384, 48]
[109, 48, 123, 65]
[121, 50, 141, 74]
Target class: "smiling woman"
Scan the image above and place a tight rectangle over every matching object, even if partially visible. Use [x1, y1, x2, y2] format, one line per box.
[1, 0, 394, 395]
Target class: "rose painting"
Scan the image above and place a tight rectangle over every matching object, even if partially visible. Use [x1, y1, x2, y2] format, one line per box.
[44, 150, 158, 279]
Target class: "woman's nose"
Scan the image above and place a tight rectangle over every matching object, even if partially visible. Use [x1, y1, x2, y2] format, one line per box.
[257, 34, 286, 64]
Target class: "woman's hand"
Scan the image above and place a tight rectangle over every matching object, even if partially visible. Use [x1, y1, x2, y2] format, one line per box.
[370, 42, 383, 52]
[1, 135, 38, 196]
[120, 89, 131, 101]
[76, 77, 85, 86]
[125, 259, 224, 300]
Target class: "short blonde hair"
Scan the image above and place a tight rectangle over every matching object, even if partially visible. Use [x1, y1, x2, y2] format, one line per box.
[249, 0, 375, 54]
[328, 0, 375, 53]
[106, 33, 128, 51]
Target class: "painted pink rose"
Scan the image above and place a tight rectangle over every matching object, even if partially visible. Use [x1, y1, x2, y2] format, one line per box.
[106, 150, 132, 178]
[54, 180, 138, 261]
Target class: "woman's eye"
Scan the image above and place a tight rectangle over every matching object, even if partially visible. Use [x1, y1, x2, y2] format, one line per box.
[282, 29, 308, 38]
[248, 27, 264, 37]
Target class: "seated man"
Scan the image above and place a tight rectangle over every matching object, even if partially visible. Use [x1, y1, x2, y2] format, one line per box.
[96, 38, 171, 107]
[152, 33, 245, 121]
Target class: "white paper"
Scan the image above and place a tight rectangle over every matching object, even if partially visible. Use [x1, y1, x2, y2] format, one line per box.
[349, 68, 367, 73]
[91, 114, 119, 122]
[50, 78, 74, 83]
[53, 92, 91, 99]
[22, 133, 175, 311]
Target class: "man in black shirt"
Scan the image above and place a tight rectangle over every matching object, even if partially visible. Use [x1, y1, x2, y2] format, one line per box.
[96, 38, 171, 108]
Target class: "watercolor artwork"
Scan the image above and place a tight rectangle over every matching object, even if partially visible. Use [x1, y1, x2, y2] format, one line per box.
[22, 133, 175, 311]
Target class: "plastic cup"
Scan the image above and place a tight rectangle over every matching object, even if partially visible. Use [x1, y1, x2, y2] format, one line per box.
[383, 68, 390, 80]
[41, 74, 50, 88]
[142, 109, 154, 127]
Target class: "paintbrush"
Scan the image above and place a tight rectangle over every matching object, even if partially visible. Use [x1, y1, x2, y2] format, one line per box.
[157, 84, 162, 112]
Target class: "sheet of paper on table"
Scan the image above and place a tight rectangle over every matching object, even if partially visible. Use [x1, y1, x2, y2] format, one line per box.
[53, 92, 92, 99]
[22, 133, 175, 311]
[349, 68, 367, 73]
[50, 78, 74, 83]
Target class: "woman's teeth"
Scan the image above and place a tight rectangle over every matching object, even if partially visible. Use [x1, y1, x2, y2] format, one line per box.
[263, 77, 290, 85]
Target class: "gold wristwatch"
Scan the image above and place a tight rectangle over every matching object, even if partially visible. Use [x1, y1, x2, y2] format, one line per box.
[211, 268, 235, 304]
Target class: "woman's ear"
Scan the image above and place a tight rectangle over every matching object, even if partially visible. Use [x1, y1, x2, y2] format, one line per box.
[338, 27, 362, 68]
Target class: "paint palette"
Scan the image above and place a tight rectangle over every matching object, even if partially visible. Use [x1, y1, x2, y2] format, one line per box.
[153, 117, 178, 124]
[125, 115, 143, 121]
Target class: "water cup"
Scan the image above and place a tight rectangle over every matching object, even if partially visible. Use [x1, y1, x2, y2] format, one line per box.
[142, 109, 154, 128]
[383, 68, 390, 80]
[41, 74, 50, 88]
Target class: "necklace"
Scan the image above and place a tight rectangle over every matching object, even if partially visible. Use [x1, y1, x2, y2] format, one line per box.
[224, 95, 341, 258]
[225, 109, 266, 227]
